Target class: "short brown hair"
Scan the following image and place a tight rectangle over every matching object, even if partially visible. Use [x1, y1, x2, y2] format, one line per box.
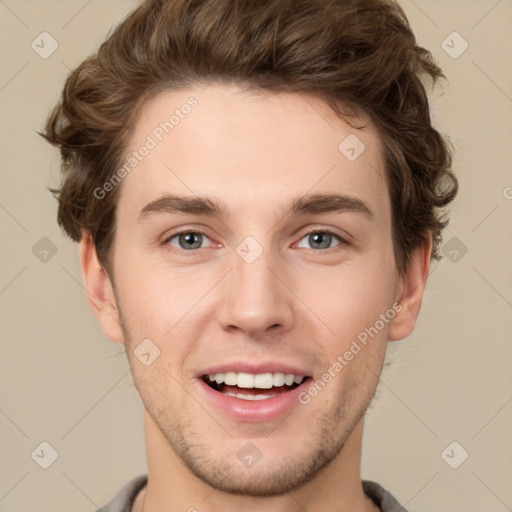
[42, 0, 457, 274]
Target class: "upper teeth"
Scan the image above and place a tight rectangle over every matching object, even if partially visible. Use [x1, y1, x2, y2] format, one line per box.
[208, 372, 304, 389]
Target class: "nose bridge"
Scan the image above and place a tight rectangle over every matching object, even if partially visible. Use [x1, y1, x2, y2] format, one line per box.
[217, 237, 294, 336]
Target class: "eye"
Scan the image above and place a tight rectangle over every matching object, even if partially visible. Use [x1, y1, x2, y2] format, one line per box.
[296, 230, 346, 250]
[163, 228, 348, 254]
[165, 231, 212, 251]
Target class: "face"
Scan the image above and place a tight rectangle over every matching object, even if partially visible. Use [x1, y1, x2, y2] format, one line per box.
[97, 83, 407, 496]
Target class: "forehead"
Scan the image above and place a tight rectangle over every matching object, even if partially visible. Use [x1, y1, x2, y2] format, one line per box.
[117, 83, 389, 222]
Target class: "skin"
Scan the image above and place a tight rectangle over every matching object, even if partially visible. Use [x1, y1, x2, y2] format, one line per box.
[80, 83, 431, 512]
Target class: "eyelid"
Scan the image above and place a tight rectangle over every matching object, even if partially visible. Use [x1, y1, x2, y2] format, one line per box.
[294, 227, 350, 249]
[161, 224, 212, 242]
[162, 228, 215, 253]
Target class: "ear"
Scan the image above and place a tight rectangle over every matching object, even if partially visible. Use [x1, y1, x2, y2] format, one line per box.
[79, 231, 125, 344]
[388, 236, 432, 341]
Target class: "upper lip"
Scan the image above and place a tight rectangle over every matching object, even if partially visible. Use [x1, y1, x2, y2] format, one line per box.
[196, 362, 311, 378]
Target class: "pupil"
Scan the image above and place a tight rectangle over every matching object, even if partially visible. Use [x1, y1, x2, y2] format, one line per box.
[181, 232, 201, 249]
[311, 232, 330, 249]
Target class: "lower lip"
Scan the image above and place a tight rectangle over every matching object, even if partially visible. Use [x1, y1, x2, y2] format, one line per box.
[196, 378, 310, 422]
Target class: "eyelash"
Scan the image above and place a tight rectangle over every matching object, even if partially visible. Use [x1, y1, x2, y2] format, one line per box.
[162, 228, 349, 255]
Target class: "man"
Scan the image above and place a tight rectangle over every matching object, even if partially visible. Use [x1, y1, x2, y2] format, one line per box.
[43, 0, 457, 510]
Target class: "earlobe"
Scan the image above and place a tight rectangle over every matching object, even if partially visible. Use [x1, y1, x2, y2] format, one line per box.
[388, 237, 432, 341]
[79, 232, 125, 344]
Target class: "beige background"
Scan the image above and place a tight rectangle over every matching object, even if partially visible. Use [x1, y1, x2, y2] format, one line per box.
[0, 1, 511, 511]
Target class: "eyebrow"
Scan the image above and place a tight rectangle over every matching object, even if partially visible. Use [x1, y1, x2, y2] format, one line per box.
[137, 192, 373, 222]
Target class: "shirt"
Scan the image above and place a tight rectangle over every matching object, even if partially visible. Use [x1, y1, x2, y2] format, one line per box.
[95, 474, 409, 512]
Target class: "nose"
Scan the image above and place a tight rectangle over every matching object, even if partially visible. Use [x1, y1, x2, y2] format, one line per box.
[216, 245, 295, 339]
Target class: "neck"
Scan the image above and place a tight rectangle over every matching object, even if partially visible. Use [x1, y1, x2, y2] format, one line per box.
[134, 410, 379, 512]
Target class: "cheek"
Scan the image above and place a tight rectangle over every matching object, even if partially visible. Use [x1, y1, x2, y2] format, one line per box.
[114, 260, 210, 370]
[114, 255, 191, 323]
[315, 261, 397, 349]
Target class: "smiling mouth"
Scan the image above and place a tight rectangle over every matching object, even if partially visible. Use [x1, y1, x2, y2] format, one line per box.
[202, 371, 310, 401]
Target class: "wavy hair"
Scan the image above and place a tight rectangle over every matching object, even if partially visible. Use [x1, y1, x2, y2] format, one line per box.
[42, 0, 457, 274]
